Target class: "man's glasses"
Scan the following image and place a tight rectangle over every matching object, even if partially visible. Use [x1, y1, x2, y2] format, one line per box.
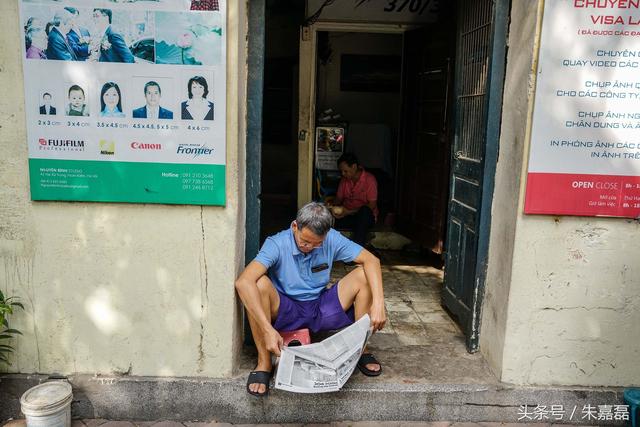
[294, 229, 323, 249]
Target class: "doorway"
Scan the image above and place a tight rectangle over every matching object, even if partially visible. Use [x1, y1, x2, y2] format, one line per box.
[248, 0, 509, 369]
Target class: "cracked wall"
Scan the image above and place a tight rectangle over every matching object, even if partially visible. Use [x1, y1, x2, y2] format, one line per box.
[502, 218, 640, 386]
[486, 0, 640, 387]
[0, 0, 246, 377]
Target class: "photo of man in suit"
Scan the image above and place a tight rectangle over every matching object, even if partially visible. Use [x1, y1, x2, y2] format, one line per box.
[91, 8, 134, 63]
[132, 81, 173, 119]
[39, 93, 56, 115]
[46, 9, 77, 61]
[64, 7, 91, 61]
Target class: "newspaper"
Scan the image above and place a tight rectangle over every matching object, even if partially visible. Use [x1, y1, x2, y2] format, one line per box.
[274, 314, 371, 393]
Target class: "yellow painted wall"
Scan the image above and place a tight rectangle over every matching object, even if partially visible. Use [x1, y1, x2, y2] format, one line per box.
[0, 0, 247, 377]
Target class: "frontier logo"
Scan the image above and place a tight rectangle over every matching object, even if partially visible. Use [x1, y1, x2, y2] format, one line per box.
[131, 142, 162, 150]
[38, 138, 85, 152]
[99, 140, 115, 155]
[176, 144, 213, 158]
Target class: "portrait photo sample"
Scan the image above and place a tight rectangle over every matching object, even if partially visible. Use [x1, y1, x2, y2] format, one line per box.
[38, 91, 57, 115]
[65, 83, 89, 117]
[181, 74, 214, 120]
[132, 78, 174, 119]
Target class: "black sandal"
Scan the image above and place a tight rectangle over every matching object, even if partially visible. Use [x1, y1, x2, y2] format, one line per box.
[357, 353, 382, 376]
[246, 370, 272, 397]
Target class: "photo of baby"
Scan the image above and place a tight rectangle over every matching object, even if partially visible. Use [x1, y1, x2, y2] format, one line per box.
[66, 84, 89, 116]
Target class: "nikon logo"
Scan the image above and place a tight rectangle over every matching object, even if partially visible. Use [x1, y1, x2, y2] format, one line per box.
[100, 140, 115, 155]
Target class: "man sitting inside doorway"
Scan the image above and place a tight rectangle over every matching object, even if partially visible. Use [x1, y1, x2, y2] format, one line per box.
[235, 202, 386, 397]
[330, 153, 378, 247]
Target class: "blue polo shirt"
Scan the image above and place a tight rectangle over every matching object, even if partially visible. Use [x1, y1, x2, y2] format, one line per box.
[254, 227, 363, 301]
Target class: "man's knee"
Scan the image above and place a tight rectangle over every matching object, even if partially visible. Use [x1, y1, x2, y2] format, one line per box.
[347, 266, 369, 290]
[256, 275, 280, 316]
[256, 275, 273, 294]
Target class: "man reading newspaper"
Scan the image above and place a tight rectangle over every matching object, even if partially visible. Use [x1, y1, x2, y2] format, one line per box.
[274, 314, 372, 393]
[235, 202, 386, 397]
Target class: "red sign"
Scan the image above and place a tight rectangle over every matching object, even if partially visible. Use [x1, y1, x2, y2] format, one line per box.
[524, 0, 640, 218]
[525, 173, 640, 217]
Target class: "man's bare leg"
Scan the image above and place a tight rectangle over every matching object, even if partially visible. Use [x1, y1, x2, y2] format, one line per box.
[336, 266, 381, 373]
[246, 275, 280, 394]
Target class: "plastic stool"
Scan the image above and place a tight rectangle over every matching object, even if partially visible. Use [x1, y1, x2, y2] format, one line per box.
[280, 328, 310, 347]
[625, 388, 640, 427]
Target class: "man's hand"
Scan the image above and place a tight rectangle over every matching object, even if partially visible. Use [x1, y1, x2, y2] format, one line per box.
[332, 206, 357, 219]
[263, 325, 284, 356]
[333, 210, 347, 219]
[369, 300, 386, 332]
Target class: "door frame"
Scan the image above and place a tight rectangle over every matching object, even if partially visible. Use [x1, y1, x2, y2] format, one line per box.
[466, 0, 510, 349]
[245, 0, 266, 263]
[296, 22, 413, 208]
[246, 3, 510, 349]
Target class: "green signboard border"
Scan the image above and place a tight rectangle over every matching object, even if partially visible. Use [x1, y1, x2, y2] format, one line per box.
[29, 158, 226, 206]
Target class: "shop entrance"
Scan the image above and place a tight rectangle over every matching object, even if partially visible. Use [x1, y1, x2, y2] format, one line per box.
[248, 0, 508, 364]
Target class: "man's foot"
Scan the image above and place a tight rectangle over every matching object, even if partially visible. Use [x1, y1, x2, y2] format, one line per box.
[246, 370, 272, 397]
[357, 353, 382, 376]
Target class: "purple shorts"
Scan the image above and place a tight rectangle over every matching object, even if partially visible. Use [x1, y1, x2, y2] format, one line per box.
[272, 283, 355, 333]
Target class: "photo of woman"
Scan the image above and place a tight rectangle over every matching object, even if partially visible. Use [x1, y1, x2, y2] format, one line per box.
[25, 27, 48, 59]
[100, 82, 125, 118]
[181, 75, 213, 120]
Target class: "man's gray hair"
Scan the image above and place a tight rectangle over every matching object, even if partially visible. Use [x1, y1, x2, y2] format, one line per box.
[296, 202, 334, 236]
[52, 9, 74, 27]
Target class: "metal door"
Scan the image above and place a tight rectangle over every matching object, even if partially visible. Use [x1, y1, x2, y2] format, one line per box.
[397, 25, 454, 254]
[442, 0, 509, 352]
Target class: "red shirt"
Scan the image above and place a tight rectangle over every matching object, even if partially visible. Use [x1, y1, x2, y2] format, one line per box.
[336, 169, 378, 219]
[191, 0, 219, 10]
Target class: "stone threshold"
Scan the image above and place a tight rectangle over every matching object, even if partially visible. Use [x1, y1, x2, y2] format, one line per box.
[0, 374, 626, 425]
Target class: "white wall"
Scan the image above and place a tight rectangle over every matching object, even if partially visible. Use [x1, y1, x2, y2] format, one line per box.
[0, 0, 246, 378]
[482, 0, 640, 387]
[480, 0, 538, 380]
[503, 216, 640, 386]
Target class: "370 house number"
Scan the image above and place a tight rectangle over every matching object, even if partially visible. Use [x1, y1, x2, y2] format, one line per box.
[383, 0, 432, 14]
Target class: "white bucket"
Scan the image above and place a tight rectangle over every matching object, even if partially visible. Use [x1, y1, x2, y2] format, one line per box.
[20, 381, 73, 427]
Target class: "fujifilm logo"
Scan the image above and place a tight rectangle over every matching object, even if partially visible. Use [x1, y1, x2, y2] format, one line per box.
[176, 144, 213, 158]
[38, 138, 85, 152]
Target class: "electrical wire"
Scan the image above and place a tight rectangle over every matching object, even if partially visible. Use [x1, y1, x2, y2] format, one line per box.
[304, 0, 336, 26]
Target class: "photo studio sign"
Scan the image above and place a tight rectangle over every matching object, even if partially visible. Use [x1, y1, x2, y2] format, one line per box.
[19, 0, 227, 205]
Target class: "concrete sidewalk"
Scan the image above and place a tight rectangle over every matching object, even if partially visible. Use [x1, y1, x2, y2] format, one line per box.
[1, 421, 600, 427]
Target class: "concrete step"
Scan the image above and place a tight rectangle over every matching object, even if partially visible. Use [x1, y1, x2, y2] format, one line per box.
[0, 420, 606, 426]
[0, 374, 627, 425]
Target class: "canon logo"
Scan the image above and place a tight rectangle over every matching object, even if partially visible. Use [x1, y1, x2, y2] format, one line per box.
[131, 142, 162, 150]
